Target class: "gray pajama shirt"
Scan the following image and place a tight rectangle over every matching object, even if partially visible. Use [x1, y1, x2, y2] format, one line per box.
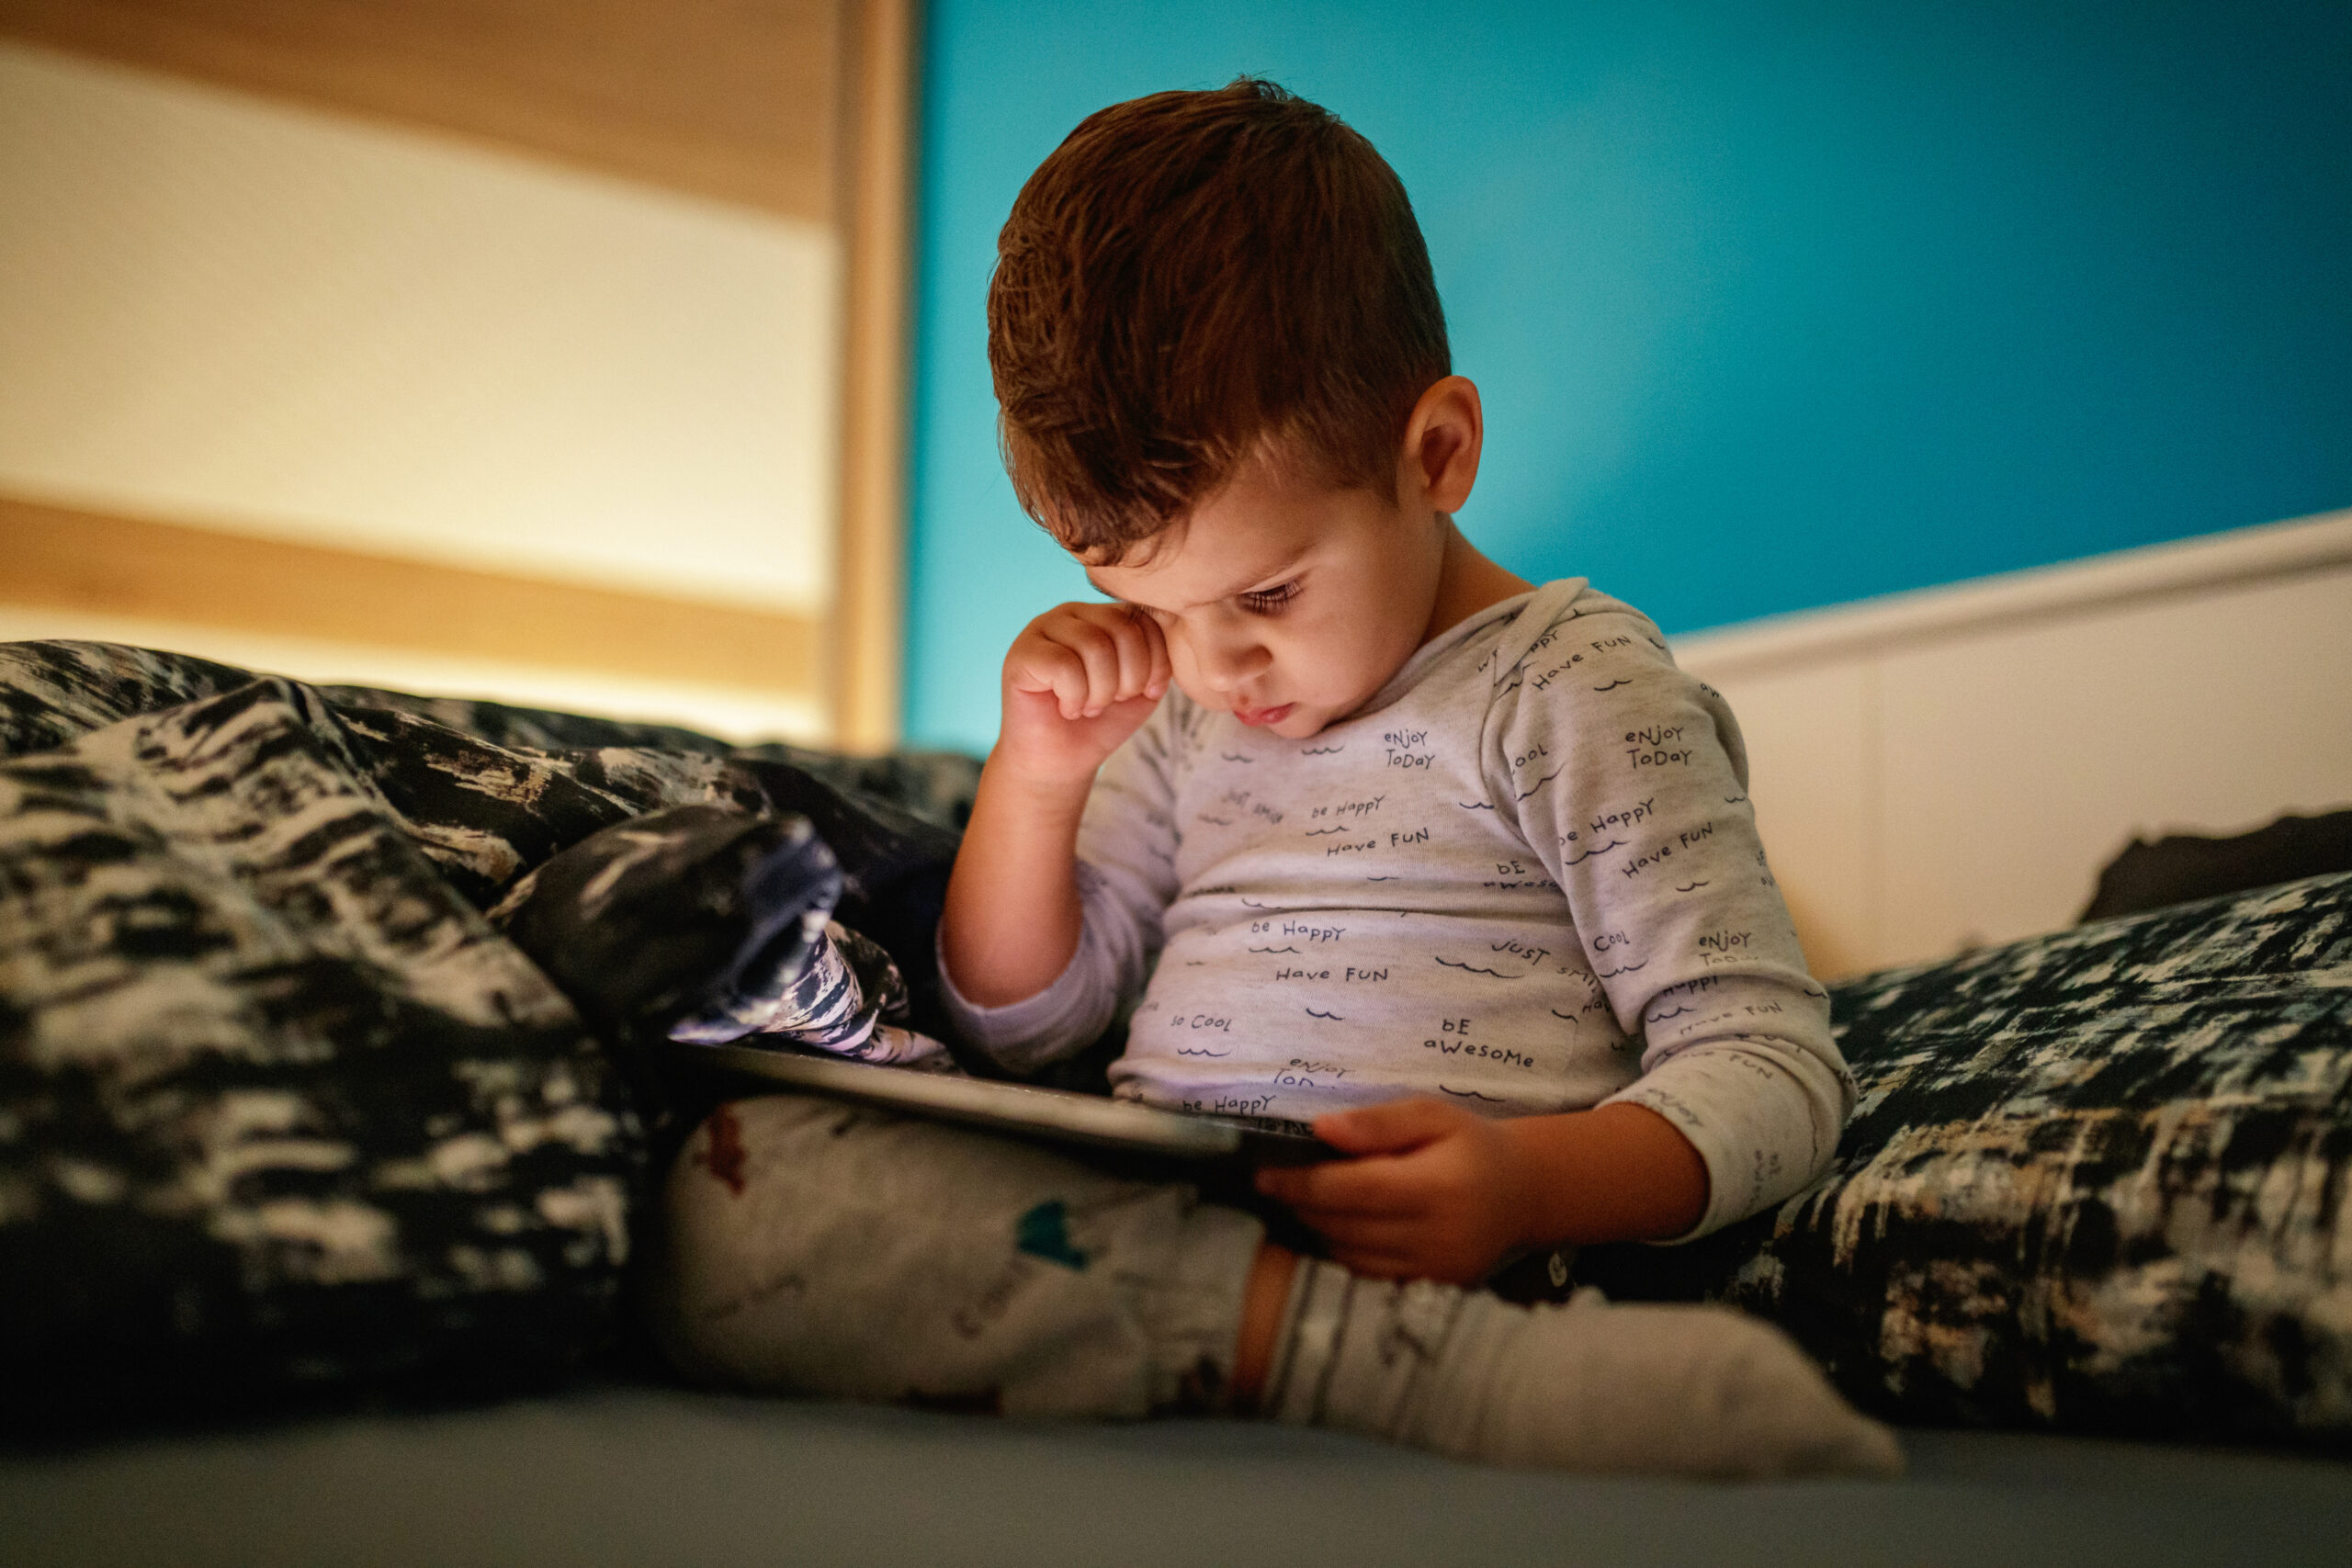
[944, 580, 1852, 1237]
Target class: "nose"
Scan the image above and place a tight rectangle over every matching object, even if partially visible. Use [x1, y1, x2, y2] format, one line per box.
[1186, 615, 1272, 693]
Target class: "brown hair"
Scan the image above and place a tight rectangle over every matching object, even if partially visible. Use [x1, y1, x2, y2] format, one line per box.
[987, 78, 1450, 559]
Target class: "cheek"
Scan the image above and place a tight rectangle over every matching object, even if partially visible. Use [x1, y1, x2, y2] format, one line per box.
[1300, 613, 1396, 681]
[1160, 633, 1234, 708]
[1161, 631, 1205, 689]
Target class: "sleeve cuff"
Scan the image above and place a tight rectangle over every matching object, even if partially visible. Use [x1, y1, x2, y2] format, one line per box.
[933, 925, 1108, 1075]
[1600, 1043, 1841, 1243]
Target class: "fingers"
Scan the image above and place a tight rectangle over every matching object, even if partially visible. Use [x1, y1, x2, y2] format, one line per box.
[1298, 1209, 1498, 1287]
[1007, 604, 1168, 720]
[1289, 1211, 1426, 1253]
[1065, 621, 1123, 718]
[1308, 1214, 1481, 1285]
[1312, 1097, 1471, 1156]
[1112, 606, 1169, 705]
[1257, 1150, 1434, 1215]
[1142, 610, 1174, 699]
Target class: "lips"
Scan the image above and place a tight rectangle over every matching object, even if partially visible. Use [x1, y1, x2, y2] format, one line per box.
[1235, 704, 1295, 728]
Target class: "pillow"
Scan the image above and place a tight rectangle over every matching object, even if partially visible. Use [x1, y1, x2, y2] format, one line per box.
[1583, 870, 2352, 1447]
[2079, 808, 2352, 921]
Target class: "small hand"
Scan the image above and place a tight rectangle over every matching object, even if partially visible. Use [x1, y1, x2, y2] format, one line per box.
[1255, 1098, 1535, 1285]
[997, 602, 1173, 785]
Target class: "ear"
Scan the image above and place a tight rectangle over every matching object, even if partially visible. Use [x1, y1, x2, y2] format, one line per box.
[1396, 377, 1483, 514]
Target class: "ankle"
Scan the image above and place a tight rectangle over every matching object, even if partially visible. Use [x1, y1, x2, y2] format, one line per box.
[1228, 1241, 1299, 1412]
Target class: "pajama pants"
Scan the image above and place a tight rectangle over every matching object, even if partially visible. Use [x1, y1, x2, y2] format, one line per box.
[644, 1092, 1585, 1418]
[643, 1093, 1272, 1417]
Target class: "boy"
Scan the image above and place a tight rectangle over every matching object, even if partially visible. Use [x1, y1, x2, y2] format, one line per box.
[651, 80, 1897, 1478]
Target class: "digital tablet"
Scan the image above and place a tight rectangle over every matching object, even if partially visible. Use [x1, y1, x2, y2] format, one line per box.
[675, 1041, 1340, 1166]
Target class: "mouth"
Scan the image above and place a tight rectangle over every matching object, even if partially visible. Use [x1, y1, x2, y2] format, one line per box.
[1234, 704, 1295, 728]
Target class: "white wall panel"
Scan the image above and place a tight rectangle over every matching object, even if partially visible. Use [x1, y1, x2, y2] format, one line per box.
[0, 41, 837, 614]
[1699, 661, 1877, 980]
[1678, 512, 2352, 980]
[1876, 568, 2352, 961]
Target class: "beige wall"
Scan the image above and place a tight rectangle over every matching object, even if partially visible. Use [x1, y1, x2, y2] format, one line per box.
[0, 42, 838, 616]
[0, 1, 917, 745]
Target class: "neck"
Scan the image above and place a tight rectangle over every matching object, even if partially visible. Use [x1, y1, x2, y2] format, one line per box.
[1420, 515, 1535, 645]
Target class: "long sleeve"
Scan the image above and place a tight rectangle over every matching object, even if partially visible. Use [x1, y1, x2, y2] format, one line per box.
[1483, 595, 1852, 1236]
[938, 697, 1187, 1075]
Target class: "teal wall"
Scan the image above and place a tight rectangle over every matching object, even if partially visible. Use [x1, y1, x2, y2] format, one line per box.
[904, 1, 2352, 752]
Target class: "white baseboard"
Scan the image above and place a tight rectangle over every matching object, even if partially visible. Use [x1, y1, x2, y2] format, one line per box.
[1676, 508, 2352, 677]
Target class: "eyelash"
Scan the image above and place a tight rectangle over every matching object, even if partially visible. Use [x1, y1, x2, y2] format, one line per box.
[1238, 581, 1300, 615]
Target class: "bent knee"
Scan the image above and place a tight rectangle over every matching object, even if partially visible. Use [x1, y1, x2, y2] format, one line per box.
[645, 1095, 881, 1389]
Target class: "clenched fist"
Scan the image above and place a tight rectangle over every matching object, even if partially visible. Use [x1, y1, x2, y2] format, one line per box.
[997, 601, 1174, 786]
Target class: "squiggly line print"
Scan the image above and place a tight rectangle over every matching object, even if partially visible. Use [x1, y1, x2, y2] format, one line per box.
[1495, 675, 1525, 698]
[1455, 799, 1496, 811]
[1249, 944, 1301, 954]
[1548, 1009, 1581, 1023]
[1239, 897, 1270, 908]
[1673, 881, 1711, 893]
[1650, 1004, 1695, 1021]
[1301, 744, 1345, 755]
[1198, 815, 1234, 826]
[1365, 874, 1398, 881]
[1561, 838, 1624, 865]
[1219, 752, 1253, 763]
[1512, 765, 1566, 802]
[1593, 678, 1631, 692]
[1176, 1046, 1231, 1057]
[1441, 1086, 1507, 1102]
[1724, 794, 1749, 805]
[1434, 956, 1521, 979]
[1303, 825, 1350, 836]
[1305, 1008, 1344, 1021]
[1595, 960, 1649, 977]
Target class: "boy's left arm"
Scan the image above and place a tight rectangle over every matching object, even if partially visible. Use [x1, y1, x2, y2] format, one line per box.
[1261, 599, 1850, 1282]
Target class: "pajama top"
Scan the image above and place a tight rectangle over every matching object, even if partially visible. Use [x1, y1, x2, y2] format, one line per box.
[943, 580, 1852, 1237]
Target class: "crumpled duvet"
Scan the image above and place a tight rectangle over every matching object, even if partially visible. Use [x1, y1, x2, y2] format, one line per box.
[0, 640, 976, 1435]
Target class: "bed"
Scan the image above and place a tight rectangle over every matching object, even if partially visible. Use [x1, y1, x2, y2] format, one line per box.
[4, 638, 2349, 1567]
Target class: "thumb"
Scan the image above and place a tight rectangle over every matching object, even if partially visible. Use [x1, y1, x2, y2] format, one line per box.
[1312, 1096, 1465, 1156]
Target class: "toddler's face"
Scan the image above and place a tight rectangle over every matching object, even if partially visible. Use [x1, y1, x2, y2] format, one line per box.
[1084, 453, 1450, 740]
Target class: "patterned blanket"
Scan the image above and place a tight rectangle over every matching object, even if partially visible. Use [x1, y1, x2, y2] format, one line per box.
[0, 642, 976, 1435]
[1586, 869, 2352, 1448]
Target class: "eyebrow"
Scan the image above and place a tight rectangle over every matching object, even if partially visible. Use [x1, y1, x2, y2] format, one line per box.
[1086, 546, 1311, 611]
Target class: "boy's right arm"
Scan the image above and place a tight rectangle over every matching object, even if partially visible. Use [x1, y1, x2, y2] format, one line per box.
[940, 601, 1172, 1009]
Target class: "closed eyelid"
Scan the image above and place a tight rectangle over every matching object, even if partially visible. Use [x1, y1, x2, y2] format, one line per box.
[1238, 578, 1301, 608]
[1089, 555, 1307, 615]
